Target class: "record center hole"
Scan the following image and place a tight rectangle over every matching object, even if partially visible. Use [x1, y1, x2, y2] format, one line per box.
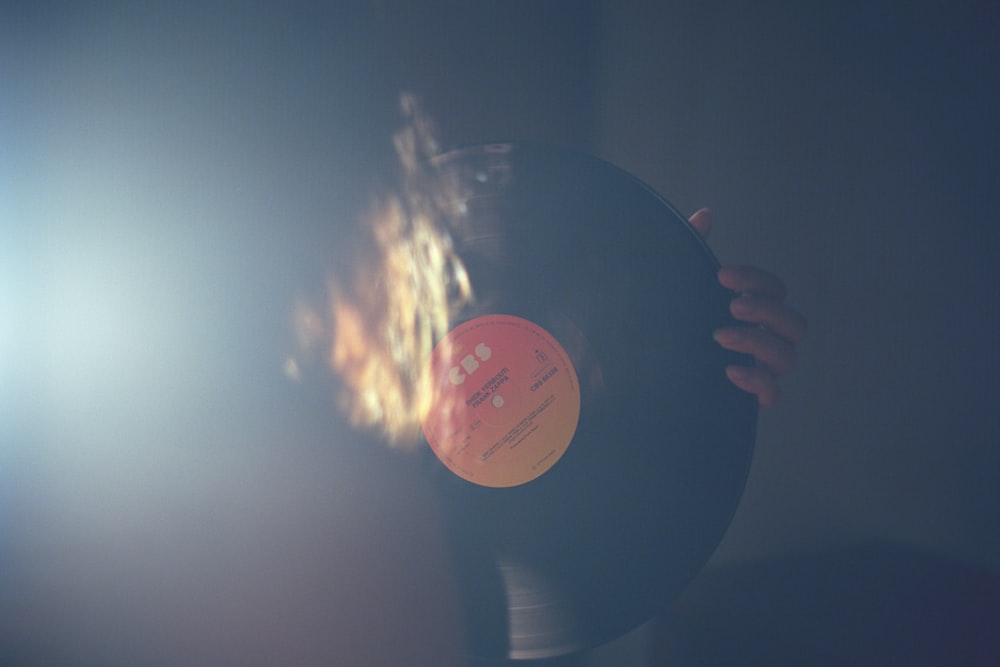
[492, 394, 505, 409]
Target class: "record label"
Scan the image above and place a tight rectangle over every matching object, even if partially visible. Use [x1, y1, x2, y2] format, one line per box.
[422, 314, 580, 488]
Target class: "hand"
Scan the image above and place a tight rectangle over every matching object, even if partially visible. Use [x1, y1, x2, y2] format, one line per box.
[688, 208, 808, 408]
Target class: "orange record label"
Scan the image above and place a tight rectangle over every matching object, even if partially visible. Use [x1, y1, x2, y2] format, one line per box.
[422, 315, 581, 488]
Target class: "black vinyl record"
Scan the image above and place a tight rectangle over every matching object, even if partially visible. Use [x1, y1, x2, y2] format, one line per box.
[421, 143, 756, 661]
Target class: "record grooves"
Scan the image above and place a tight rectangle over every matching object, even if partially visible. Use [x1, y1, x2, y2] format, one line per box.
[421, 143, 757, 661]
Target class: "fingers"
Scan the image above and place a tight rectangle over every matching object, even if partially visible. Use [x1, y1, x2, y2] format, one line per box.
[688, 209, 806, 408]
[715, 264, 808, 409]
[724, 365, 781, 409]
[713, 325, 797, 375]
[718, 265, 787, 301]
[729, 294, 809, 345]
[687, 207, 712, 239]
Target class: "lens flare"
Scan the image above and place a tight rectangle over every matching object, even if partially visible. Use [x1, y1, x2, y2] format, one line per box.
[295, 95, 473, 447]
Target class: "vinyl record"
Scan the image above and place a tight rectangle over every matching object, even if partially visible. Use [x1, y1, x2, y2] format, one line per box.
[421, 143, 757, 661]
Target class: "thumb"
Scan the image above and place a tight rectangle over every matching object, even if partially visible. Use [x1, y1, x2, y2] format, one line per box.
[688, 207, 712, 239]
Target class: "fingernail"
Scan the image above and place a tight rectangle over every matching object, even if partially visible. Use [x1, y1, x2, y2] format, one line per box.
[713, 328, 741, 345]
[730, 296, 753, 317]
[725, 365, 751, 382]
[717, 265, 741, 287]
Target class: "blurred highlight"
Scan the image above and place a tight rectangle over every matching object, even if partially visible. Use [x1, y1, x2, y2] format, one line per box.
[294, 95, 473, 447]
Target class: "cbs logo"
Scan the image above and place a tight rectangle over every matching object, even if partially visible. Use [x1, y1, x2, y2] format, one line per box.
[448, 343, 493, 385]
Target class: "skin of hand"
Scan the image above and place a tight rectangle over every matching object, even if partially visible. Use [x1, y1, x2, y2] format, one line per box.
[687, 208, 808, 408]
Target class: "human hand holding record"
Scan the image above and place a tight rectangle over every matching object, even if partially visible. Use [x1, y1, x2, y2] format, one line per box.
[689, 208, 808, 409]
